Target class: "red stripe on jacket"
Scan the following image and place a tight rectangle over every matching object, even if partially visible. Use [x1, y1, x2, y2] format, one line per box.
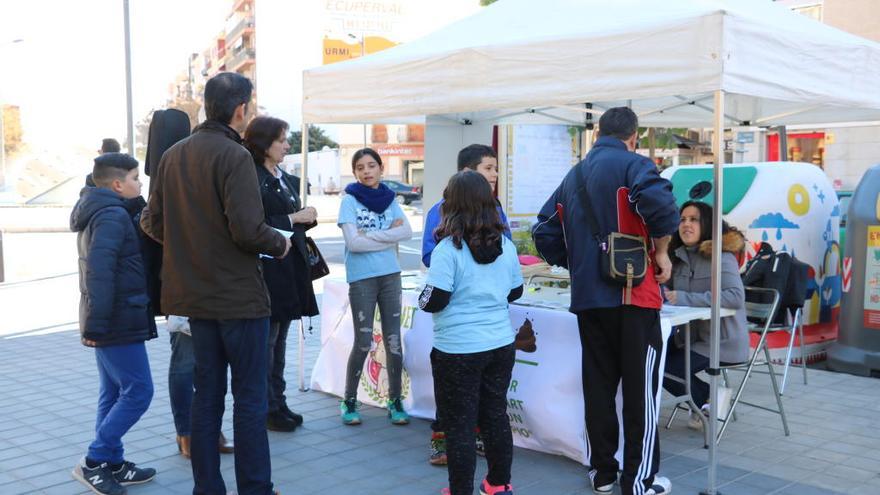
[616, 187, 663, 309]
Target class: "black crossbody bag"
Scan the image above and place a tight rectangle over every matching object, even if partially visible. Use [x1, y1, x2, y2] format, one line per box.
[575, 164, 648, 304]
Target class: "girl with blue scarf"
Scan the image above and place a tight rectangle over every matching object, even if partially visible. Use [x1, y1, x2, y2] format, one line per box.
[337, 148, 412, 426]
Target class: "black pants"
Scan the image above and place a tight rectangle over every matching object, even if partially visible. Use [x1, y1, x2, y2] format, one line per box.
[267, 320, 291, 413]
[432, 344, 515, 495]
[577, 306, 663, 495]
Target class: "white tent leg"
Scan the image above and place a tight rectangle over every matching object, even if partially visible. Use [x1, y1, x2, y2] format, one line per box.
[702, 89, 725, 495]
[299, 122, 310, 393]
[300, 123, 309, 206]
[298, 319, 309, 392]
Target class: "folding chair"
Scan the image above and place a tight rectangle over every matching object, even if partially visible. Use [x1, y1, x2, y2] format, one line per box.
[717, 286, 790, 443]
[769, 306, 807, 395]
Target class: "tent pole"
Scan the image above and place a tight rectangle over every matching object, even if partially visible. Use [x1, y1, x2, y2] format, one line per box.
[300, 123, 309, 206]
[702, 89, 725, 495]
[298, 122, 309, 393]
[777, 125, 789, 161]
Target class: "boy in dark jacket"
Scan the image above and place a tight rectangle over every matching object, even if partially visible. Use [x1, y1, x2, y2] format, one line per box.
[70, 153, 157, 495]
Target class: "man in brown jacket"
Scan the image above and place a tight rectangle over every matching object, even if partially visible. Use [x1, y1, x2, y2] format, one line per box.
[141, 72, 289, 495]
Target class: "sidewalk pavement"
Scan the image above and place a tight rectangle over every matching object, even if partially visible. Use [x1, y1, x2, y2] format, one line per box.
[1, 293, 880, 494]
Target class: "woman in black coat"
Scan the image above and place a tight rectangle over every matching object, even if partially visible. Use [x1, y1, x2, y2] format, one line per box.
[244, 116, 319, 432]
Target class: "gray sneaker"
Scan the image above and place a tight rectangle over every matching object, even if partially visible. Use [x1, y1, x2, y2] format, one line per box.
[71, 458, 126, 495]
[112, 460, 156, 486]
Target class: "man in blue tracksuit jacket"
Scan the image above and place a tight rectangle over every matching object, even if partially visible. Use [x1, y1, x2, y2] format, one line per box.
[533, 108, 679, 495]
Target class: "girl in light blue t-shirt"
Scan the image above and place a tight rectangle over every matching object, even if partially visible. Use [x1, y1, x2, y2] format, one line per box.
[337, 148, 412, 427]
[419, 170, 524, 495]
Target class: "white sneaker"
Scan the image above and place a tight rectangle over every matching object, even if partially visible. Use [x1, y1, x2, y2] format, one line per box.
[589, 469, 615, 494]
[717, 386, 733, 421]
[687, 410, 705, 431]
[593, 481, 613, 494]
[646, 475, 672, 495]
[696, 386, 735, 426]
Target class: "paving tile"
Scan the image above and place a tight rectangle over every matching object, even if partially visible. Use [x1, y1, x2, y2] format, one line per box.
[775, 482, 846, 495]
[736, 472, 792, 492]
[719, 480, 783, 495]
[822, 464, 880, 482]
[0, 479, 39, 494]
[4, 300, 880, 495]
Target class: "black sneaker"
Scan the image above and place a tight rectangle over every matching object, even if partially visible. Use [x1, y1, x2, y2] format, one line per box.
[280, 403, 304, 426]
[267, 410, 298, 432]
[112, 460, 156, 486]
[71, 458, 126, 495]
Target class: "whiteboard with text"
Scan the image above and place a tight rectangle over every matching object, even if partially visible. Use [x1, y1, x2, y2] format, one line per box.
[504, 124, 579, 222]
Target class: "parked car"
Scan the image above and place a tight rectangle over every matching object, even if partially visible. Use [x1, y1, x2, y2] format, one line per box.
[382, 180, 422, 205]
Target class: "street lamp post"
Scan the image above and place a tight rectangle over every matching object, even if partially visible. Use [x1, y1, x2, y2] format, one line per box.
[0, 38, 25, 191]
[123, 0, 134, 155]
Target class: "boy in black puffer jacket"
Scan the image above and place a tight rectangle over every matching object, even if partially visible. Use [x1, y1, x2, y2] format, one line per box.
[69, 153, 157, 495]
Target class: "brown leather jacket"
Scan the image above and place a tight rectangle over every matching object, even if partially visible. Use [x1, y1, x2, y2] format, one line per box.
[140, 120, 287, 319]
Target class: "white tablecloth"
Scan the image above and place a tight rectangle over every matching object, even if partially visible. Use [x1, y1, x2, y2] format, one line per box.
[311, 277, 679, 464]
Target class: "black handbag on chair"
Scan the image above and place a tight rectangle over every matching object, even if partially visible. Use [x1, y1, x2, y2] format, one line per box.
[304, 236, 330, 281]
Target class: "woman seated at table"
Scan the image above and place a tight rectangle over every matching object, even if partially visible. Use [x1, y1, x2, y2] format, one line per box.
[662, 201, 748, 429]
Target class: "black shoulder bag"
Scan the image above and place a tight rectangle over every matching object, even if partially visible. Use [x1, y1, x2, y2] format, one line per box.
[305, 236, 330, 281]
[575, 163, 648, 304]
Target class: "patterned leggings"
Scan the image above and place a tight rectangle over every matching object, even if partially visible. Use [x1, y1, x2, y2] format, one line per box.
[431, 343, 515, 495]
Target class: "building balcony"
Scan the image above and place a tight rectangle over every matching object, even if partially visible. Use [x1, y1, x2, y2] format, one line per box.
[226, 47, 256, 73]
[226, 16, 254, 45]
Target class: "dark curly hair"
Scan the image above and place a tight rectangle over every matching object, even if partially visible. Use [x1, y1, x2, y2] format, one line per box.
[434, 170, 505, 262]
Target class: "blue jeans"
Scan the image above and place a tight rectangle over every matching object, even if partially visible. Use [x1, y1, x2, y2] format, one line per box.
[88, 342, 154, 463]
[169, 332, 194, 436]
[189, 318, 273, 495]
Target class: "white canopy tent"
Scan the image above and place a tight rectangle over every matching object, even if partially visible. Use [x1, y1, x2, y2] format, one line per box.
[299, 1, 880, 493]
[302, 0, 880, 127]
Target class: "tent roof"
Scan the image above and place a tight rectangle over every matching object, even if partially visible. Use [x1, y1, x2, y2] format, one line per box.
[302, 0, 880, 126]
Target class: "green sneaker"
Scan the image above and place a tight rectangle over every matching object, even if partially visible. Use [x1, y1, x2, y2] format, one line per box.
[387, 397, 410, 425]
[340, 398, 361, 425]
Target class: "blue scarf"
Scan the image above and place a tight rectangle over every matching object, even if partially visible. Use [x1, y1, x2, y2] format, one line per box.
[345, 182, 396, 214]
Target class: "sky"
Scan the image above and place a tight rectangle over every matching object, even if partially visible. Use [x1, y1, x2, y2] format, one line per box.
[1, 0, 230, 151]
[0, 0, 481, 154]
[256, 0, 481, 130]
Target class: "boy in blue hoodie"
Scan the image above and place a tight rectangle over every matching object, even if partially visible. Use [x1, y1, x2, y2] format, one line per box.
[422, 144, 511, 267]
[69, 153, 158, 495]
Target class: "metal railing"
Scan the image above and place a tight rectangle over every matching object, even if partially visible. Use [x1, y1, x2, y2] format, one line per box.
[0, 226, 72, 283]
[226, 47, 255, 72]
[225, 16, 254, 45]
